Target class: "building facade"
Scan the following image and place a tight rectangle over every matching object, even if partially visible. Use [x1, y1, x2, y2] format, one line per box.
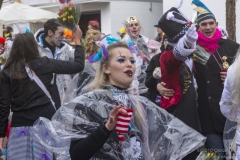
[2, 0, 163, 39]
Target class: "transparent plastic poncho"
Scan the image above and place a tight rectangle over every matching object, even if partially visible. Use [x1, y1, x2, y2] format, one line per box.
[33, 87, 206, 160]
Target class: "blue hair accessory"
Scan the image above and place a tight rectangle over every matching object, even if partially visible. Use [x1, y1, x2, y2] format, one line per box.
[127, 41, 137, 53]
[88, 47, 103, 63]
[106, 36, 120, 44]
[88, 36, 136, 63]
[26, 28, 30, 34]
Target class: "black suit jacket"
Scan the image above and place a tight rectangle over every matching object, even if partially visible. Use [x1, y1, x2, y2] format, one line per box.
[195, 38, 239, 134]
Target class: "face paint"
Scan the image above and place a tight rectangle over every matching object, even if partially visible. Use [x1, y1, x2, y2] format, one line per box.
[54, 34, 61, 43]
[116, 51, 136, 64]
[116, 52, 124, 63]
[116, 57, 125, 63]
[129, 58, 136, 64]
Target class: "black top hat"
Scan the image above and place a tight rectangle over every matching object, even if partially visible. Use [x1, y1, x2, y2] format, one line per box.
[158, 7, 191, 43]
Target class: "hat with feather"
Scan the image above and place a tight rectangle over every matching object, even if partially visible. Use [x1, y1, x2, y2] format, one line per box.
[192, 0, 216, 24]
[158, 0, 192, 43]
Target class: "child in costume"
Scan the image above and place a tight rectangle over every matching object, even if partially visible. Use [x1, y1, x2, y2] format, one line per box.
[64, 28, 75, 46]
[33, 40, 206, 160]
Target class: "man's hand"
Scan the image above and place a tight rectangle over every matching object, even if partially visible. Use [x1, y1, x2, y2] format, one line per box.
[157, 82, 175, 99]
[73, 25, 82, 45]
[220, 71, 227, 83]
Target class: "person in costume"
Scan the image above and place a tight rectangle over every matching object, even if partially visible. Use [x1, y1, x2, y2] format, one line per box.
[123, 16, 162, 61]
[33, 40, 206, 160]
[122, 16, 161, 95]
[117, 27, 126, 39]
[191, 0, 239, 157]
[88, 19, 100, 31]
[157, 1, 202, 159]
[64, 28, 75, 46]
[0, 25, 84, 159]
[34, 19, 78, 108]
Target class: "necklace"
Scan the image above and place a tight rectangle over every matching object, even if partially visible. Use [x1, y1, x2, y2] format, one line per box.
[212, 50, 229, 70]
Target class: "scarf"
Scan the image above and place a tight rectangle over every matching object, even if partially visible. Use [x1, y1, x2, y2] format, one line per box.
[197, 29, 222, 54]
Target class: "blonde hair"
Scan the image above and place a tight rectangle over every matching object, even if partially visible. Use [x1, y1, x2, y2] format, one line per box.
[84, 29, 101, 60]
[88, 42, 130, 91]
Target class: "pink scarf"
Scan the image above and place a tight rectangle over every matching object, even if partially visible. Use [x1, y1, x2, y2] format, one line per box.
[197, 29, 222, 54]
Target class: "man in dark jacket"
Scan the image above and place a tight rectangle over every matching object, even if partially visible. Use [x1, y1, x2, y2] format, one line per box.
[191, 0, 240, 158]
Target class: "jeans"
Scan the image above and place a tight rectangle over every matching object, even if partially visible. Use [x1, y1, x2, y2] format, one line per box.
[204, 133, 226, 160]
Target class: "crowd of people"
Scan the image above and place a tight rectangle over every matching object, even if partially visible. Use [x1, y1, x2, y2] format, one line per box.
[0, 0, 240, 159]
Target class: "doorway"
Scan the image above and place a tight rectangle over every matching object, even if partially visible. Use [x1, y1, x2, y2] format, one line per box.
[79, 11, 101, 37]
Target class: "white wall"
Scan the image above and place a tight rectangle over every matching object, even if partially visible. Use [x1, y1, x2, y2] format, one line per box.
[41, 2, 111, 35]
[163, 0, 240, 43]
[110, 1, 163, 39]
[80, 2, 111, 35]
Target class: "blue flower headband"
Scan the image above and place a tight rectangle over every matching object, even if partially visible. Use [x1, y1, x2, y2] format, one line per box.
[88, 35, 137, 63]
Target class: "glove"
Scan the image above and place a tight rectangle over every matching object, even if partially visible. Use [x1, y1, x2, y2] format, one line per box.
[153, 67, 161, 79]
[185, 24, 198, 45]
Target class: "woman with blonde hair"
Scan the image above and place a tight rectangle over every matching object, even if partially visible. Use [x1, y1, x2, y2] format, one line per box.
[84, 29, 101, 60]
[33, 39, 205, 160]
[61, 30, 102, 103]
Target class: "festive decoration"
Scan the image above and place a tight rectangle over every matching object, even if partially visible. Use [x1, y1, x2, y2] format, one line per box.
[116, 108, 133, 141]
[192, 0, 215, 24]
[57, 0, 80, 31]
[88, 35, 137, 63]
